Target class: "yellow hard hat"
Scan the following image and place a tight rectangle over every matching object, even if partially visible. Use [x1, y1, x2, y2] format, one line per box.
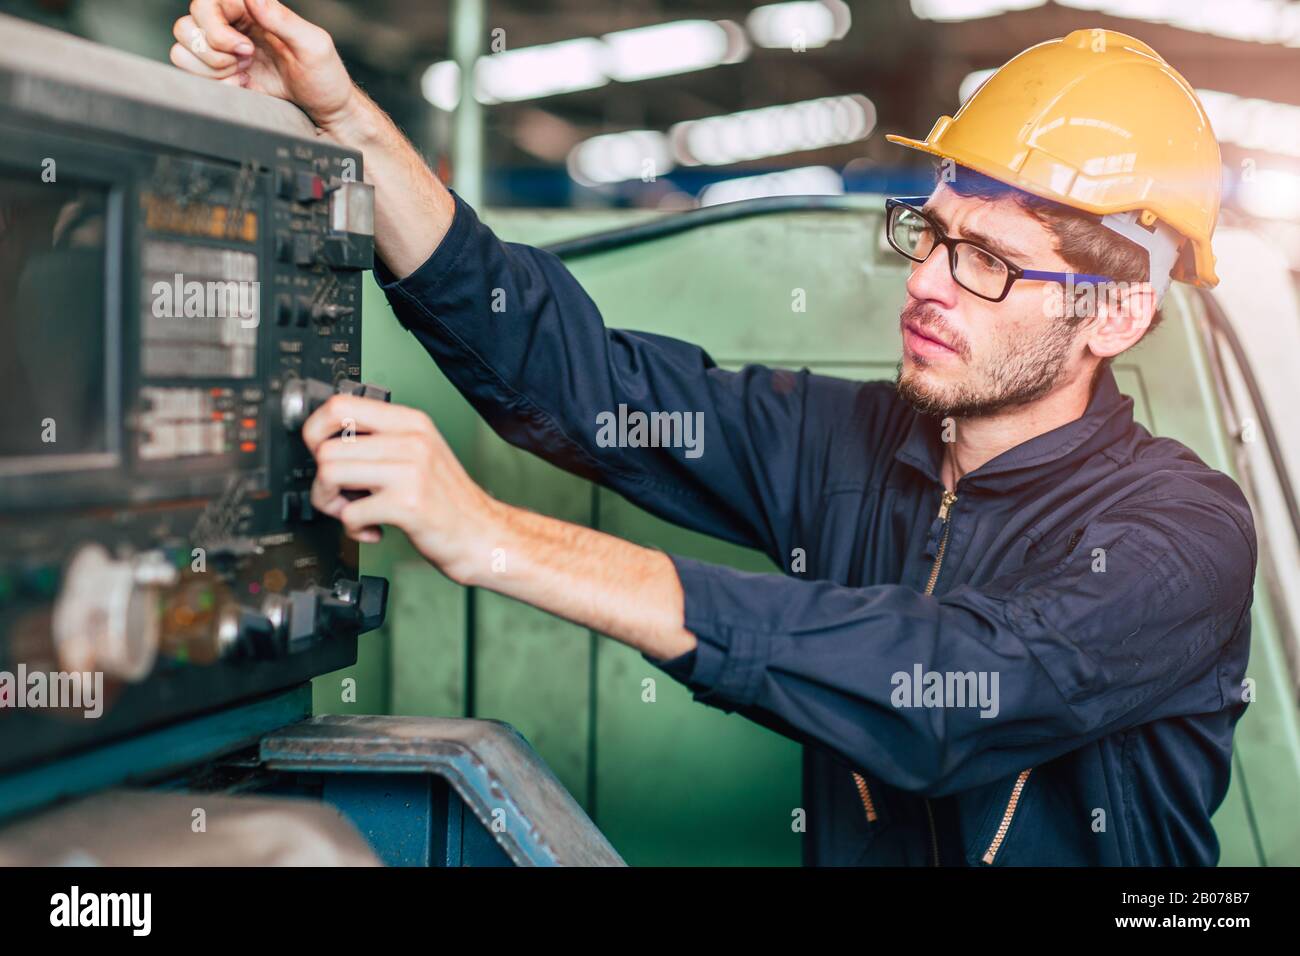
[887, 29, 1222, 288]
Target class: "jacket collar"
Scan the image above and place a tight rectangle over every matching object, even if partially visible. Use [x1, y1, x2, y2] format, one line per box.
[893, 364, 1136, 493]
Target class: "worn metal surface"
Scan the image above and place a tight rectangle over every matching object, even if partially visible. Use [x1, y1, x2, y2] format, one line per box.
[0, 12, 320, 141]
[260, 714, 625, 866]
[0, 788, 380, 866]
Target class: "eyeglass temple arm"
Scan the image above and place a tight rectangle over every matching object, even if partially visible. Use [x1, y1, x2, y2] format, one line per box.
[1022, 269, 1113, 284]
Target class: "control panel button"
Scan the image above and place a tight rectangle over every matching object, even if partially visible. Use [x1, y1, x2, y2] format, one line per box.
[275, 166, 295, 199]
[292, 234, 316, 266]
[329, 182, 375, 235]
[295, 172, 325, 203]
[319, 234, 373, 270]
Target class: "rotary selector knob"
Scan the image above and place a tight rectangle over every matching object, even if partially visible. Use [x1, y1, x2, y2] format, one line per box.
[281, 377, 392, 431]
[51, 544, 179, 680]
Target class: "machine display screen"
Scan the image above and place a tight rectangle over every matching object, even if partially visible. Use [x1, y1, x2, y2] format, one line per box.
[0, 173, 112, 474]
[141, 239, 259, 379]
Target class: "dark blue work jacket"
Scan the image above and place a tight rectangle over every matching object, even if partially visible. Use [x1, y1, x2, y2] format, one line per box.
[377, 193, 1257, 866]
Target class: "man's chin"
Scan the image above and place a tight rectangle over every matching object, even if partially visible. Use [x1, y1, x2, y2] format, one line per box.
[896, 362, 1065, 420]
[895, 361, 981, 419]
[896, 369, 954, 418]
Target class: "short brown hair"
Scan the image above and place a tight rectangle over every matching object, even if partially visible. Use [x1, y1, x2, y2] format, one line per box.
[939, 163, 1160, 335]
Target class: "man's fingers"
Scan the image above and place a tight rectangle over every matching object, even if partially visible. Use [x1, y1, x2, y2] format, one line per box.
[172, 14, 242, 70]
[301, 395, 433, 456]
[169, 41, 244, 80]
[310, 459, 406, 514]
[244, 0, 334, 60]
[316, 432, 428, 465]
[188, 0, 256, 55]
[337, 493, 394, 543]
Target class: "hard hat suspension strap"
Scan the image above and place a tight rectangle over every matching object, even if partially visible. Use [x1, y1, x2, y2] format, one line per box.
[1097, 210, 1184, 300]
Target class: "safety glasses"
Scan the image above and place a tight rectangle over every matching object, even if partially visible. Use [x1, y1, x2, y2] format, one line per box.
[885, 197, 1112, 303]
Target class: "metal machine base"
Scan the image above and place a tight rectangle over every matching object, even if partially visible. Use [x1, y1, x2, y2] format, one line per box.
[0, 705, 623, 867]
[260, 715, 624, 866]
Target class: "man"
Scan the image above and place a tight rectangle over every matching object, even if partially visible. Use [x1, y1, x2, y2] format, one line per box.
[171, 0, 1255, 865]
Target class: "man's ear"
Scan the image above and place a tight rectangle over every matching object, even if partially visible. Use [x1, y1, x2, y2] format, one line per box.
[1086, 281, 1157, 360]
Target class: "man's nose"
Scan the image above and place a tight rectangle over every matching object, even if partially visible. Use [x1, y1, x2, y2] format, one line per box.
[905, 246, 960, 309]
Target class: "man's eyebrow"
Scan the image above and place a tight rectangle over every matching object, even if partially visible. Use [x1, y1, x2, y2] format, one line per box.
[922, 204, 1031, 264]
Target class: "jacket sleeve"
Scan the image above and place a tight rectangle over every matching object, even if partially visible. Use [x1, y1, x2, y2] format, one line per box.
[375, 190, 880, 556]
[653, 495, 1256, 796]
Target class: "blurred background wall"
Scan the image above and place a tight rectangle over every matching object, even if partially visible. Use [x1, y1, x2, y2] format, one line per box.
[1, 0, 1296, 266]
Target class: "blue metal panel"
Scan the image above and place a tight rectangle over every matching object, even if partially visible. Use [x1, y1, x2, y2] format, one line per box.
[322, 773, 434, 867]
[0, 685, 311, 823]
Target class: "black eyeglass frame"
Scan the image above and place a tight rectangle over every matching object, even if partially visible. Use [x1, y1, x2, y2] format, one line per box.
[884, 196, 1112, 303]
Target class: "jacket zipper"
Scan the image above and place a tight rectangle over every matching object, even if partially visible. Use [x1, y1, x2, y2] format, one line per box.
[924, 490, 957, 594]
[850, 770, 878, 822]
[982, 769, 1033, 864]
[851, 489, 958, 861]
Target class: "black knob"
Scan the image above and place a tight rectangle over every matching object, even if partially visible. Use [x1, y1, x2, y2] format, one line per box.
[335, 380, 391, 404]
[218, 603, 280, 659]
[281, 377, 391, 431]
[280, 377, 336, 431]
[357, 575, 388, 633]
[322, 576, 388, 636]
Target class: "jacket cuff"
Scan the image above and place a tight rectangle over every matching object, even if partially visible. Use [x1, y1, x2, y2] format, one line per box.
[643, 554, 772, 711]
[373, 189, 476, 313]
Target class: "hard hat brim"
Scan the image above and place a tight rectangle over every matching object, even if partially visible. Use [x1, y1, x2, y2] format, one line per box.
[884, 133, 1220, 288]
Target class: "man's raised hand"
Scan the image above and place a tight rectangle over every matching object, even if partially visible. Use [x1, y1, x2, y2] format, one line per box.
[169, 0, 359, 134]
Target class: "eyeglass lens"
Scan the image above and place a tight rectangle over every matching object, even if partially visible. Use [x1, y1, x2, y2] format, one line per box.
[888, 205, 1010, 300]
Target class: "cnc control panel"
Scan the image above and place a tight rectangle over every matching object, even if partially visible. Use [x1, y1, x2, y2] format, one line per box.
[0, 33, 388, 770]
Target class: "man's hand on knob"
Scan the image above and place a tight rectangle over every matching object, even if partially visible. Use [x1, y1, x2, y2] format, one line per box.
[301, 395, 503, 585]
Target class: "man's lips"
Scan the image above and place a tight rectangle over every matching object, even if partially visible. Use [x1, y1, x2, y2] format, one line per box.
[903, 321, 958, 357]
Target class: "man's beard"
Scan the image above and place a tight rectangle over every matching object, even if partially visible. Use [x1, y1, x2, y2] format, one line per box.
[895, 302, 1079, 419]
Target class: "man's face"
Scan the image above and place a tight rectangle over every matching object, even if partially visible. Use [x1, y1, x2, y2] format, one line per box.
[895, 183, 1091, 419]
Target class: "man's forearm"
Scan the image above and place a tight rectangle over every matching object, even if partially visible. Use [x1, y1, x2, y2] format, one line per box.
[324, 87, 456, 279]
[319, 90, 695, 660]
[465, 501, 699, 662]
